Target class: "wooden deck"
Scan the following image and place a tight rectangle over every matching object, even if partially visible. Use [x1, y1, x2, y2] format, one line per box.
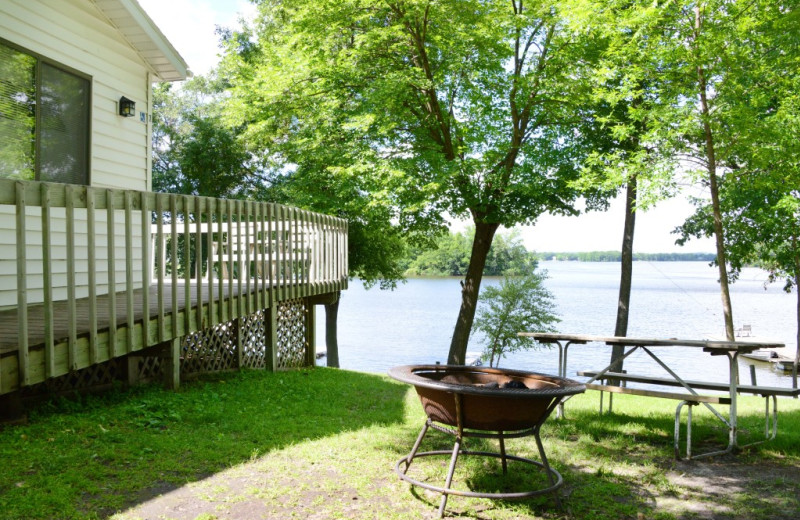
[0, 279, 342, 395]
[1, 180, 349, 396]
[1, 281, 280, 355]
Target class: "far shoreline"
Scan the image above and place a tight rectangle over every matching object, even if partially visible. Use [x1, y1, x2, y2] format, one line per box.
[535, 251, 717, 262]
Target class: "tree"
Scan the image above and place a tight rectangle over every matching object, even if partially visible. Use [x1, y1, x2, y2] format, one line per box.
[151, 82, 255, 199]
[221, 0, 610, 365]
[674, 0, 800, 382]
[404, 228, 536, 277]
[473, 268, 559, 367]
[217, 11, 432, 367]
[673, 1, 800, 342]
[566, 0, 681, 378]
[574, 1, 797, 343]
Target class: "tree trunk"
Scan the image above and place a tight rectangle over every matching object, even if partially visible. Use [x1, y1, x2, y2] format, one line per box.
[325, 292, 341, 368]
[447, 221, 500, 364]
[610, 176, 638, 376]
[696, 7, 735, 341]
[793, 238, 799, 390]
[794, 278, 799, 390]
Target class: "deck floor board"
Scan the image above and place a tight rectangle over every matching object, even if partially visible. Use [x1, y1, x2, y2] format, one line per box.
[0, 282, 258, 355]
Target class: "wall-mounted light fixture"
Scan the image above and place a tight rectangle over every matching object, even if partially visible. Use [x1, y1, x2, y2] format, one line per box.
[119, 96, 135, 117]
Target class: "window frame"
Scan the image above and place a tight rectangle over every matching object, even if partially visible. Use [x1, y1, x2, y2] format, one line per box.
[0, 37, 92, 186]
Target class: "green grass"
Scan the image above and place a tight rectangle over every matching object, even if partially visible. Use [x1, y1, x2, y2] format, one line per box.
[1, 368, 799, 519]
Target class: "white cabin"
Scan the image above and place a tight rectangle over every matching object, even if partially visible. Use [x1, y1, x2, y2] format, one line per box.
[0, 1, 348, 397]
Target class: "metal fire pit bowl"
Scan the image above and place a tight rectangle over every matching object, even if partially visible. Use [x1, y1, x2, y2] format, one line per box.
[388, 364, 585, 517]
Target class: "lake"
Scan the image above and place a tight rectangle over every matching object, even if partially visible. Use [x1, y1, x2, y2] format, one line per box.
[316, 261, 798, 387]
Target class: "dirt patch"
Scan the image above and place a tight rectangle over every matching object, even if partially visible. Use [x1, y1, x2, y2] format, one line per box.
[106, 450, 800, 520]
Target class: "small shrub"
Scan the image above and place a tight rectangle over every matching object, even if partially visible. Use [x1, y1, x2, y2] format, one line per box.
[473, 266, 559, 367]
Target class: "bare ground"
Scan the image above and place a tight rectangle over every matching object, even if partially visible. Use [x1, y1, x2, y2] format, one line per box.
[110, 445, 800, 520]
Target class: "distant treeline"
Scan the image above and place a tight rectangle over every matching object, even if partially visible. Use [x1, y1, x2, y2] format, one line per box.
[402, 229, 717, 277]
[535, 251, 717, 262]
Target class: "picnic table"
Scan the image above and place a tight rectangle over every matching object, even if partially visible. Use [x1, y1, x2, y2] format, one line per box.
[518, 333, 797, 459]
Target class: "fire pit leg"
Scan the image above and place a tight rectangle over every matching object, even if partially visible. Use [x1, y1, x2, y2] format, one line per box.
[401, 420, 431, 475]
[438, 436, 462, 518]
[534, 426, 562, 509]
[499, 431, 508, 475]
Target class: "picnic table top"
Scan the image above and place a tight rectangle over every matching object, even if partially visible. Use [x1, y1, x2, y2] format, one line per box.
[518, 332, 785, 354]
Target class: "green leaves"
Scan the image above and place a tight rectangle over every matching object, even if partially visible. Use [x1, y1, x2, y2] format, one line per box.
[473, 268, 559, 367]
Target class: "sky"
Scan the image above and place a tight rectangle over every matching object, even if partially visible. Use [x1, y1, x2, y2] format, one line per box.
[138, 0, 716, 254]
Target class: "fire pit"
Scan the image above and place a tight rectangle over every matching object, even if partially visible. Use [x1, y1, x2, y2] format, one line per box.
[388, 364, 585, 517]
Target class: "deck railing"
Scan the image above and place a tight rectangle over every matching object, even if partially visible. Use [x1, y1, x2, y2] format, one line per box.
[0, 179, 348, 388]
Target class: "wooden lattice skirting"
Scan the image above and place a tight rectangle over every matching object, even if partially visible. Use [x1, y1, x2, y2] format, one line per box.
[14, 299, 313, 400]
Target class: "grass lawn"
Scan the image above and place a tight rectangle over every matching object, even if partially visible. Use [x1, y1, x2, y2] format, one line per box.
[1, 367, 799, 519]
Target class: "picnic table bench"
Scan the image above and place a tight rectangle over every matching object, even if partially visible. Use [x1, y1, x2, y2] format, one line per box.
[578, 370, 800, 459]
[518, 333, 790, 460]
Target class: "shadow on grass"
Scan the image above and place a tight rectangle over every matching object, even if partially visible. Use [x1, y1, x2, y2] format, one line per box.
[0, 367, 408, 520]
[388, 397, 800, 519]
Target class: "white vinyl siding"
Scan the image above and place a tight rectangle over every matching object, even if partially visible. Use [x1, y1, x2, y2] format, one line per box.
[0, 0, 154, 308]
[1, 0, 152, 191]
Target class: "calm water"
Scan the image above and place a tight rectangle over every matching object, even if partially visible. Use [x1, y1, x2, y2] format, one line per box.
[316, 261, 798, 387]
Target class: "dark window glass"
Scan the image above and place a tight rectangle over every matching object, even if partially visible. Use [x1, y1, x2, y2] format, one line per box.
[0, 43, 36, 180]
[0, 41, 90, 185]
[40, 63, 90, 184]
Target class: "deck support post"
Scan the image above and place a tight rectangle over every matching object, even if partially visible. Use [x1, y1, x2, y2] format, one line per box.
[234, 316, 243, 369]
[266, 305, 278, 372]
[127, 355, 141, 386]
[305, 300, 316, 367]
[163, 337, 181, 390]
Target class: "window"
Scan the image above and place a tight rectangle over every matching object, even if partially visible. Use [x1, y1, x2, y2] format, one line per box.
[0, 40, 90, 184]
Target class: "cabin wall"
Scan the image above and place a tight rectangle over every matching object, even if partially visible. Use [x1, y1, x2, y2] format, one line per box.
[0, 0, 153, 309]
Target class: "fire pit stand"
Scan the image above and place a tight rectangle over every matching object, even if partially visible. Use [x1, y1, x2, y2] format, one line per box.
[389, 365, 585, 517]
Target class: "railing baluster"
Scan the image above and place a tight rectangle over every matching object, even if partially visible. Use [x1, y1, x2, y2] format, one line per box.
[140, 192, 150, 349]
[170, 194, 178, 337]
[243, 200, 250, 317]
[264, 204, 278, 309]
[277, 205, 285, 302]
[87, 188, 98, 364]
[343, 219, 348, 286]
[207, 198, 216, 327]
[40, 183, 54, 378]
[227, 199, 234, 319]
[184, 195, 192, 333]
[156, 194, 165, 342]
[289, 207, 296, 300]
[325, 215, 330, 287]
[260, 201, 268, 309]
[65, 185, 77, 369]
[299, 210, 307, 297]
[124, 191, 134, 352]
[252, 201, 258, 312]
[106, 190, 117, 357]
[234, 200, 242, 319]
[195, 196, 203, 330]
[15, 182, 29, 386]
[217, 199, 224, 324]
